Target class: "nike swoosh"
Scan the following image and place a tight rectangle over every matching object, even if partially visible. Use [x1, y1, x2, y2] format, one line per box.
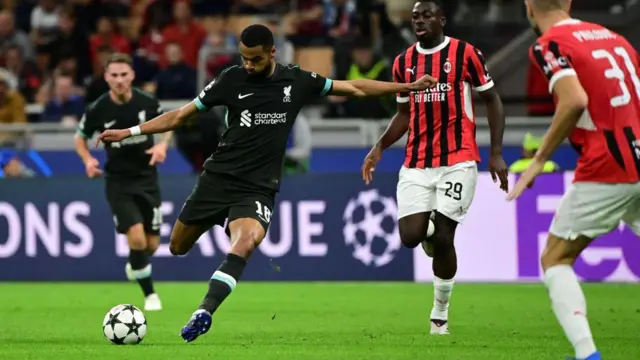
[238, 93, 254, 99]
[104, 121, 116, 128]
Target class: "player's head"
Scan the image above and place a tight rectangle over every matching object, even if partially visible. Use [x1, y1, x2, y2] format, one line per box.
[239, 24, 276, 77]
[412, 0, 446, 43]
[104, 53, 135, 96]
[525, 0, 572, 35]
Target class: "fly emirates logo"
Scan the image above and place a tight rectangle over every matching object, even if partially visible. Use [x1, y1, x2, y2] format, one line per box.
[411, 82, 452, 103]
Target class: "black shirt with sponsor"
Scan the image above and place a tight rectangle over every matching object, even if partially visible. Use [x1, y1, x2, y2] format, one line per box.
[194, 63, 334, 190]
[77, 88, 163, 182]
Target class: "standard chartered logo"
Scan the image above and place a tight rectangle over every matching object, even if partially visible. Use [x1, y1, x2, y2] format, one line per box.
[240, 110, 252, 127]
[240, 110, 287, 127]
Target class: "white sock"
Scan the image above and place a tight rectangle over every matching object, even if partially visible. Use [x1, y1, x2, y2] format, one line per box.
[544, 265, 597, 359]
[430, 276, 454, 320]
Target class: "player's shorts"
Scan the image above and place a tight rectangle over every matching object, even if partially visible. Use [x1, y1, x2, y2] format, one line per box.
[549, 181, 640, 240]
[396, 161, 478, 223]
[177, 170, 276, 235]
[105, 179, 162, 235]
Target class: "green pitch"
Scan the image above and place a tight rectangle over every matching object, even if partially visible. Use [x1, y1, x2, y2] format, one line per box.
[1, 282, 638, 360]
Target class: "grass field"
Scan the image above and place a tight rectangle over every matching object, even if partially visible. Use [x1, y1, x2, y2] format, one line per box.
[1, 282, 638, 359]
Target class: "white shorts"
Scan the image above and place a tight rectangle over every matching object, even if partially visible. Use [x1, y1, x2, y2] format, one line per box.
[550, 181, 640, 240]
[396, 161, 478, 223]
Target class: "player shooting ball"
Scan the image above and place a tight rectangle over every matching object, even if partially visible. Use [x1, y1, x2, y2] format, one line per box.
[95, 24, 438, 343]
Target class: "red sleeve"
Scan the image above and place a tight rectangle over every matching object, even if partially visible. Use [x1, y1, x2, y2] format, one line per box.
[529, 39, 576, 94]
[465, 45, 494, 92]
[393, 55, 409, 103]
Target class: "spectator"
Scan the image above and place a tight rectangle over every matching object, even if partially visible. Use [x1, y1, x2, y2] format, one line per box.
[30, 0, 60, 46]
[193, 0, 233, 16]
[41, 73, 85, 127]
[0, 73, 26, 145]
[0, 10, 35, 62]
[201, 15, 239, 80]
[509, 133, 561, 174]
[152, 43, 197, 100]
[161, 0, 206, 69]
[0, 148, 35, 178]
[327, 37, 392, 119]
[3, 44, 42, 102]
[85, 46, 112, 103]
[284, 0, 327, 46]
[50, 6, 90, 81]
[89, 16, 131, 65]
[133, 10, 165, 83]
[236, 0, 282, 14]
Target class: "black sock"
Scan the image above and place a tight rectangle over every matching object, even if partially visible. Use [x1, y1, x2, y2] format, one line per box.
[199, 253, 247, 314]
[129, 249, 155, 297]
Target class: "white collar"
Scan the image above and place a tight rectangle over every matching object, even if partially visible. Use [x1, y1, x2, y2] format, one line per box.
[554, 18, 581, 27]
[416, 36, 450, 55]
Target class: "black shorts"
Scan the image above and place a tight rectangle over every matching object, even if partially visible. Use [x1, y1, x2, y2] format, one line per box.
[105, 179, 162, 235]
[178, 171, 276, 235]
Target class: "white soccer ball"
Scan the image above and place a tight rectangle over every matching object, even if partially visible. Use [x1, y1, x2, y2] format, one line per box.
[103, 304, 147, 345]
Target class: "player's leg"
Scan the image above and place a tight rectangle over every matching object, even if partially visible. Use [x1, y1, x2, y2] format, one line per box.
[170, 171, 227, 256]
[429, 161, 478, 334]
[180, 193, 273, 343]
[542, 182, 639, 360]
[134, 191, 164, 311]
[396, 167, 436, 249]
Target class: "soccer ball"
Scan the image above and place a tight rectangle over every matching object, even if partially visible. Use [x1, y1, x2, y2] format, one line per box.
[103, 304, 147, 345]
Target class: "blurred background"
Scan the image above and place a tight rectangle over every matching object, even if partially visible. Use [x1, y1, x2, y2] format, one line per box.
[0, 0, 638, 283]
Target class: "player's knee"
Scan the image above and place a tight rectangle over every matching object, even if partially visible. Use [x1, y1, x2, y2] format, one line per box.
[230, 229, 263, 257]
[398, 226, 424, 248]
[168, 235, 188, 256]
[146, 238, 160, 254]
[431, 227, 455, 253]
[127, 234, 147, 250]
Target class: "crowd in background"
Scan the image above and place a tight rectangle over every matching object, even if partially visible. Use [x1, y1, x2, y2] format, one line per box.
[0, 0, 629, 177]
[0, 0, 538, 128]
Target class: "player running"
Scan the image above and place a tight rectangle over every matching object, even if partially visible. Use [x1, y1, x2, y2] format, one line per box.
[74, 53, 170, 311]
[362, 0, 508, 335]
[508, 1, 640, 360]
[95, 24, 437, 342]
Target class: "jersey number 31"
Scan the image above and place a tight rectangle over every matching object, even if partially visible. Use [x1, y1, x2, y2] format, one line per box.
[592, 47, 640, 107]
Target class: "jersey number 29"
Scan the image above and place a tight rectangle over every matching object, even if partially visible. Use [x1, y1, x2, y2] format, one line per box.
[592, 47, 640, 107]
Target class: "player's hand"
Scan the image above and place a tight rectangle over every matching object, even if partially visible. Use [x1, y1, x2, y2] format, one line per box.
[507, 158, 544, 201]
[95, 129, 131, 148]
[489, 153, 509, 192]
[84, 157, 103, 178]
[146, 143, 168, 166]
[362, 145, 382, 185]
[407, 74, 438, 91]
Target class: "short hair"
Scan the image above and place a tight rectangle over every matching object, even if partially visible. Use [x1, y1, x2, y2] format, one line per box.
[240, 24, 274, 50]
[105, 53, 133, 69]
[417, 0, 444, 10]
[530, 0, 570, 11]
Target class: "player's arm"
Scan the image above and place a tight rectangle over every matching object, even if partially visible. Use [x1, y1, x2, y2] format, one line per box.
[330, 76, 436, 97]
[467, 45, 508, 190]
[74, 110, 103, 177]
[96, 70, 231, 144]
[376, 56, 412, 150]
[529, 41, 587, 162]
[535, 75, 587, 162]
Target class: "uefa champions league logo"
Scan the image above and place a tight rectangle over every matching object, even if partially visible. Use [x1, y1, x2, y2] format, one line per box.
[343, 189, 401, 267]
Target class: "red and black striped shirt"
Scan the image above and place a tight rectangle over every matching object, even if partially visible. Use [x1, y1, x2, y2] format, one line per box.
[393, 36, 494, 168]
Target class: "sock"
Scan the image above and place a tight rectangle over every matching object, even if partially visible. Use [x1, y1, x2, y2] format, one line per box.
[129, 249, 155, 297]
[430, 276, 454, 321]
[544, 265, 597, 359]
[199, 253, 247, 314]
